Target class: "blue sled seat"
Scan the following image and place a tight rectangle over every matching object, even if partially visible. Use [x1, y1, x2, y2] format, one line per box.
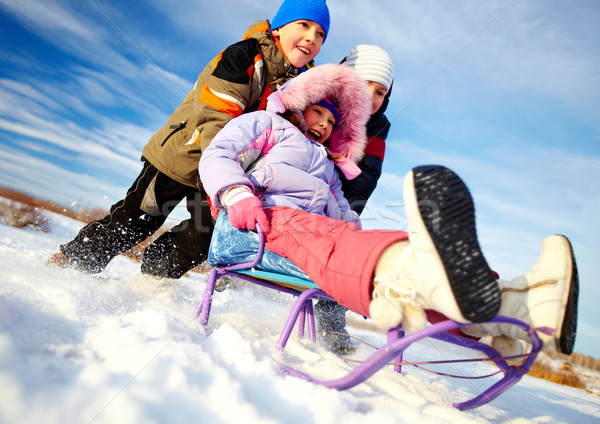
[208, 211, 319, 290]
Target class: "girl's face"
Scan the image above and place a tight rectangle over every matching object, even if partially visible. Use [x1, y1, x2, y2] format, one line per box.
[368, 81, 388, 115]
[302, 105, 336, 145]
[271, 20, 325, 68]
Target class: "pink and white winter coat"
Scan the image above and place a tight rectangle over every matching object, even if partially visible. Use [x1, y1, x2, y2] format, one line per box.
[199, 64, 372, 222]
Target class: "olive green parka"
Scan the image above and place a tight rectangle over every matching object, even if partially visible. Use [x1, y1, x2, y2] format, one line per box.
[142, 20, 306, 189]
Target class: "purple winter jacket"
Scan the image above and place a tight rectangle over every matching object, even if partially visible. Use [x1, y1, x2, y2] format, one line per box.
[198, 64, 372, 223]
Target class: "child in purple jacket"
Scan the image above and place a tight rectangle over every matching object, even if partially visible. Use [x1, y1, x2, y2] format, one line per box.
[199, 63, 371, 230]
[199, 64, 579, 358]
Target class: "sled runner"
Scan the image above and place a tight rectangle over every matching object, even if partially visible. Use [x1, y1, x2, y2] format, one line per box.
[193, 223, 545, 410]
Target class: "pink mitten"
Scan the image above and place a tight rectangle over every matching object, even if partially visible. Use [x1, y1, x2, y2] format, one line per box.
[227, 196, 271, 233]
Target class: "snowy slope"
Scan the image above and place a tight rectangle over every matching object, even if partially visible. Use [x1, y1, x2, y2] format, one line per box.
[0, 207, 599, 424]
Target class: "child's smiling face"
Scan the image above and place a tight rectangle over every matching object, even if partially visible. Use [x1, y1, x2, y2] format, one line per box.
[367, 81, 388, 115]
[272, 20, 325, 68]
[302, 104, 336, 145]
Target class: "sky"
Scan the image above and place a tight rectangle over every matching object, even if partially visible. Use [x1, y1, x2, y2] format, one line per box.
[0, 0, 599, 357]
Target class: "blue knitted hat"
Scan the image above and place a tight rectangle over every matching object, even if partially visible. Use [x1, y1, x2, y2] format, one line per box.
[271, 0, 330, 41]
[316, 97, 340, 127]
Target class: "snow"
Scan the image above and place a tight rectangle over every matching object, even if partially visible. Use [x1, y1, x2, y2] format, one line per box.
[1, 207, 599, 424]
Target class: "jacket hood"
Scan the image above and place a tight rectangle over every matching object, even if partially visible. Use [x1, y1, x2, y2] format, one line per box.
[242, 20, 271, 41]
[266, 64, 372, 178]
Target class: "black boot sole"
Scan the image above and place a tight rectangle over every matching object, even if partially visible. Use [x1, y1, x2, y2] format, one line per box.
[558, 235, 579, 355]
[411, 165, 501, 323]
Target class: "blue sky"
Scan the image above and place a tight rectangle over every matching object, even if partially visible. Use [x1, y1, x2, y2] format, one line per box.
[1, 0, 598, 358]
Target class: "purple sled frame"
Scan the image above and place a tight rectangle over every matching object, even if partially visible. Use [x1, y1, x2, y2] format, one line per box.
[193, 225, 543, 410]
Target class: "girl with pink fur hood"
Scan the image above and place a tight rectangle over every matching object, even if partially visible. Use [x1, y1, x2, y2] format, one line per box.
[199, 65, 578, 358]
[199, 63, 372, 232]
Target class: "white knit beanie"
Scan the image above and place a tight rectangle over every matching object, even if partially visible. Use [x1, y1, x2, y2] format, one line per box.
[343, 45, 394, 90]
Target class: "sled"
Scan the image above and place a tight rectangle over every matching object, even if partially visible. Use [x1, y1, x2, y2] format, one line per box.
[193, 224, 545, 410]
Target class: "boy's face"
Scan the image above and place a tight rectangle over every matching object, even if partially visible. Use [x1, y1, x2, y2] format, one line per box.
[272, 20, 325, 68]
[302, 105, 336, 145]
[367, 81, 388, 115]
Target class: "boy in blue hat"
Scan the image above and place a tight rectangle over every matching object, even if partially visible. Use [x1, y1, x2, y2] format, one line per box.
[271, 0, 330, 68]
[49, 1, 331, 280]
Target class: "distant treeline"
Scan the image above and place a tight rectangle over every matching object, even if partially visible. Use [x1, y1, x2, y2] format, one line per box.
[546, 350, 600, 372]
[0, 186, 107, 223]
[0, 186, 169, 263]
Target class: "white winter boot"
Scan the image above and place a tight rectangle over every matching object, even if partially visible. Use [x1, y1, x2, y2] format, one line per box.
[461, 235, 579, 355]
[369, 165, 501, 331]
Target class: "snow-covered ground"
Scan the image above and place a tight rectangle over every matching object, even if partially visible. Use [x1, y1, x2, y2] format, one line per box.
[1, 204, 599, 424]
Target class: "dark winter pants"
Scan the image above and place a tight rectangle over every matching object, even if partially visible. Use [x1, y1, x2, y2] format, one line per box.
[61, 160, 214, 278]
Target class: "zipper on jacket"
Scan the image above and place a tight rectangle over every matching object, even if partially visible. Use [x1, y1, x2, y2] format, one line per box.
[161, 119, 188, 146]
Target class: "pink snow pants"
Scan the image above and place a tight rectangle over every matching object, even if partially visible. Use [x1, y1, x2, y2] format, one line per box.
[264, 207, 408, 317]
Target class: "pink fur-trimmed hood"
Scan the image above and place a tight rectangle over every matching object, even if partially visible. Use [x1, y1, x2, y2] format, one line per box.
[266, 64, 372, 178]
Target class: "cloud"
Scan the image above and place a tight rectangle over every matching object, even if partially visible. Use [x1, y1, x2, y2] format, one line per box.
[0, 79, 64, 115]
[0, 143, 131, 208]
[0, 0, 96, 41]
[0, 0, 126, 72]
[0, 78, 153, 184]
[323, 1, 600, 123]
[383, 136, 600, 242]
